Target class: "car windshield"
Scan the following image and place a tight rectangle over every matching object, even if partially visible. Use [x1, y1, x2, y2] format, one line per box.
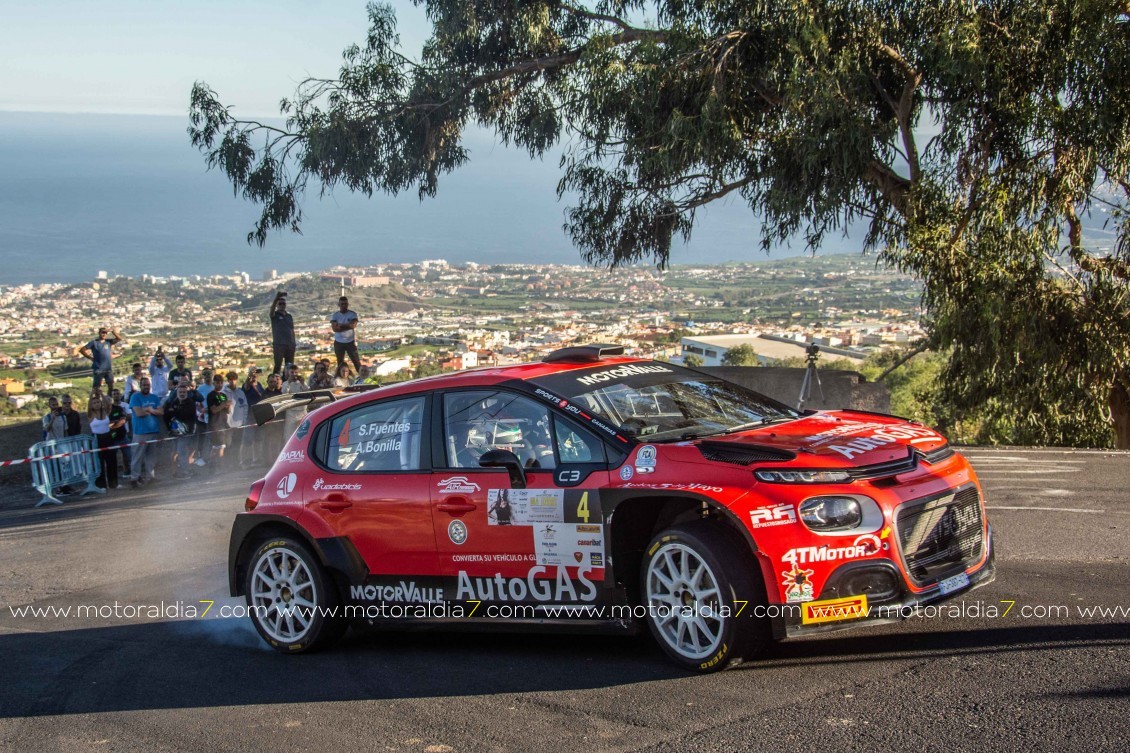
[532, 362, 800, 442]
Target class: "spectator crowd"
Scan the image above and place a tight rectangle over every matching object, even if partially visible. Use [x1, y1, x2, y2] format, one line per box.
[36, 292, 382, 493]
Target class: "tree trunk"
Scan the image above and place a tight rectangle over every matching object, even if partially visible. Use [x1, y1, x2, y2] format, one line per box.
[1111, 374, 1130, 450]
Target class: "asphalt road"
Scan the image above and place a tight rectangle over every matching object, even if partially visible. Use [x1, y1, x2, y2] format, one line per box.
[0, 448, 1126, 752]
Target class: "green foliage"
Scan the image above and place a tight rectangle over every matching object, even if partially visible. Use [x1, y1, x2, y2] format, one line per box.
[721, 343, 759, 366]
[190, 0, 1130, 447]
[683, 353, 704, 368]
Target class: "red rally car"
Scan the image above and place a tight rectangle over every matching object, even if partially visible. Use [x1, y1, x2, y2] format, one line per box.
[230, 344, 995, 671]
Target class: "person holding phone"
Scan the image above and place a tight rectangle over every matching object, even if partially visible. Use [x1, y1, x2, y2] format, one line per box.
[269, 291, 295, 376]
[148, 348, 171, 399]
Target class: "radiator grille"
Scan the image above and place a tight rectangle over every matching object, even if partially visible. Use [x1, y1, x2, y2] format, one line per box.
[895, 486, 984, 587]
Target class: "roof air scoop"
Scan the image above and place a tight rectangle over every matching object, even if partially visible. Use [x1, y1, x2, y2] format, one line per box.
[544, 344, 625, 363]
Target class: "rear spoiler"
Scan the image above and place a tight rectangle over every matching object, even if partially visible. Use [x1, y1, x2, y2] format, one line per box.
[250, 384, 383, 426]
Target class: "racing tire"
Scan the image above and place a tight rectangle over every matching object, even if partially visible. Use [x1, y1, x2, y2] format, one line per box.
[245, 536, 347, 653]
[640, 522, 769, 672]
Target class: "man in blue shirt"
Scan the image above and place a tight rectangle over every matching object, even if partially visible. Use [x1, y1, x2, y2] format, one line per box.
[128, 377, 163, 488]
[79, 327, 123, 391]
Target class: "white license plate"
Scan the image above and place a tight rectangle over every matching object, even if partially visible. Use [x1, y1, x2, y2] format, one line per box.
[938, 572, 970, 595]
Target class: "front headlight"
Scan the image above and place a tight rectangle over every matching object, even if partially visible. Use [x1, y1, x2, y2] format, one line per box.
[755, 469, 852, 484]
[799, 496, 862, 531]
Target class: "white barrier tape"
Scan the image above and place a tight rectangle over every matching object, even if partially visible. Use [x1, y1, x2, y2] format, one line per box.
[0, 423, 265, 468]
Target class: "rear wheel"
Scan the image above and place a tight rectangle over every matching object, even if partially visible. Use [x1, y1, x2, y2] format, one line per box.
[245, 537, 347, 652]
[641, 522, 769, 672]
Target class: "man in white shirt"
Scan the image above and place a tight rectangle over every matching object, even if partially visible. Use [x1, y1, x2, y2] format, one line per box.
[122, 362, 145, 403]
[223, 370, 250, 466]
[149, 350, 172, 399]
[330, 296, 361, 372]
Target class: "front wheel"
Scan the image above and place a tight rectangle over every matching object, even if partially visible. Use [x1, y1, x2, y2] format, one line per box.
[245, 537, 347, 652]
[641, 522, 769, 672]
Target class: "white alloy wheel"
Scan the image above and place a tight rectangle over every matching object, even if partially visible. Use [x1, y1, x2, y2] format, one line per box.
[249, 544, 320, 644]
[644, 542, 725, 661]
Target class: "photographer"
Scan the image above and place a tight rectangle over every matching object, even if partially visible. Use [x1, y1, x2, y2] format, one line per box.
[269, 291, 295, 376]
[41, 396, 66, 441]
[307, 360, 334, 389]
[148, 348, 171, 399]
[241, 366, 265, 465]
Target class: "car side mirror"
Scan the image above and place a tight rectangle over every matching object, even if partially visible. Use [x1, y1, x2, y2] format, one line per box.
[478, 449, 527, 489]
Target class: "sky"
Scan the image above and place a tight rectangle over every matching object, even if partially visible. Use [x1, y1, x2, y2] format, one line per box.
[0, 1, 841, 280]
[1, 1, 434, 117]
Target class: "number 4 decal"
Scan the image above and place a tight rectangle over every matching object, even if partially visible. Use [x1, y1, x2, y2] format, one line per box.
[576, 492, 590, 523]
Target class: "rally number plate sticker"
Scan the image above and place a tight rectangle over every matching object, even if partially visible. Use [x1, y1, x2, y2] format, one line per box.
[938, 572, 970, 595]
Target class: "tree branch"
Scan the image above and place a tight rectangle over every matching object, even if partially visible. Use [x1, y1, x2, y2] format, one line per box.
[875, 43, 921, 183]
[864, 160, 911, 215]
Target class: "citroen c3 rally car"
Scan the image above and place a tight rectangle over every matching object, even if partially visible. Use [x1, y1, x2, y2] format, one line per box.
[230, 344, 994, 671]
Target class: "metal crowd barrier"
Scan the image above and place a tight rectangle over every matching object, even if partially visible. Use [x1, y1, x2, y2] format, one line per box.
[29, 435, 106, 508]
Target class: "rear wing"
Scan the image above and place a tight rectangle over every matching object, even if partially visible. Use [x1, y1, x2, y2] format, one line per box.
[250, 384, 382, 426]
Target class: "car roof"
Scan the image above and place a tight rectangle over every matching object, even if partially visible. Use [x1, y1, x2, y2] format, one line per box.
[331, 355, 647, 408]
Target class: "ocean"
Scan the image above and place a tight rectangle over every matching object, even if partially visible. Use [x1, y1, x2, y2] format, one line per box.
[0, 111, 828, 285]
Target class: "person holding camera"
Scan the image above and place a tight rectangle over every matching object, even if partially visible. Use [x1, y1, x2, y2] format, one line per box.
[148, 348, 171, 399]
[242, 367, 266, 465]
[41, 396, 66, 441]
[307, 360, 335, 390]
[269, 291, 295, 376]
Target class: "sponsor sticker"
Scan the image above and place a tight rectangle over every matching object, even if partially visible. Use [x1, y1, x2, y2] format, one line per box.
[312, 478, 361, 491]
[438, 476, 481, 494]
[801, 594, 869, 625]
[750, 503, 797, 528]
[575, 363, 672, 386]
[619, 465, 635, 481]
[351, 581, 445, 604]
[488, 489, 564, 525]
[448, 519, 469, 546]
[278, 450, 305, 464]
[803, 420, 942, 459]
[455, 566, 598, 603]
[781, 564, 815, 603]
[782, 534, 882, 565]
[635, 445, 657, 471]
[533, 523, 605, 567]
[295, 419, 310, 439]
[620, 482, 724, 493]
[276, 473, 297, 499]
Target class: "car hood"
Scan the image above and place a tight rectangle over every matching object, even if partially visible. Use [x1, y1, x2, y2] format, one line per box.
[703, 411, 949, 467]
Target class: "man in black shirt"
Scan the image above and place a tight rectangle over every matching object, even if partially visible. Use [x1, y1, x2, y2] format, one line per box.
[207, 374, 232, 471]
[168, 354, 193, 394]
[59, 394, 82, 437]
[269, 292, 296, 376]
[164, 382, 201, 479]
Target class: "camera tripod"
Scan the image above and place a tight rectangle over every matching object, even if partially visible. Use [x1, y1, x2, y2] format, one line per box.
[796, 344, 824, 411]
